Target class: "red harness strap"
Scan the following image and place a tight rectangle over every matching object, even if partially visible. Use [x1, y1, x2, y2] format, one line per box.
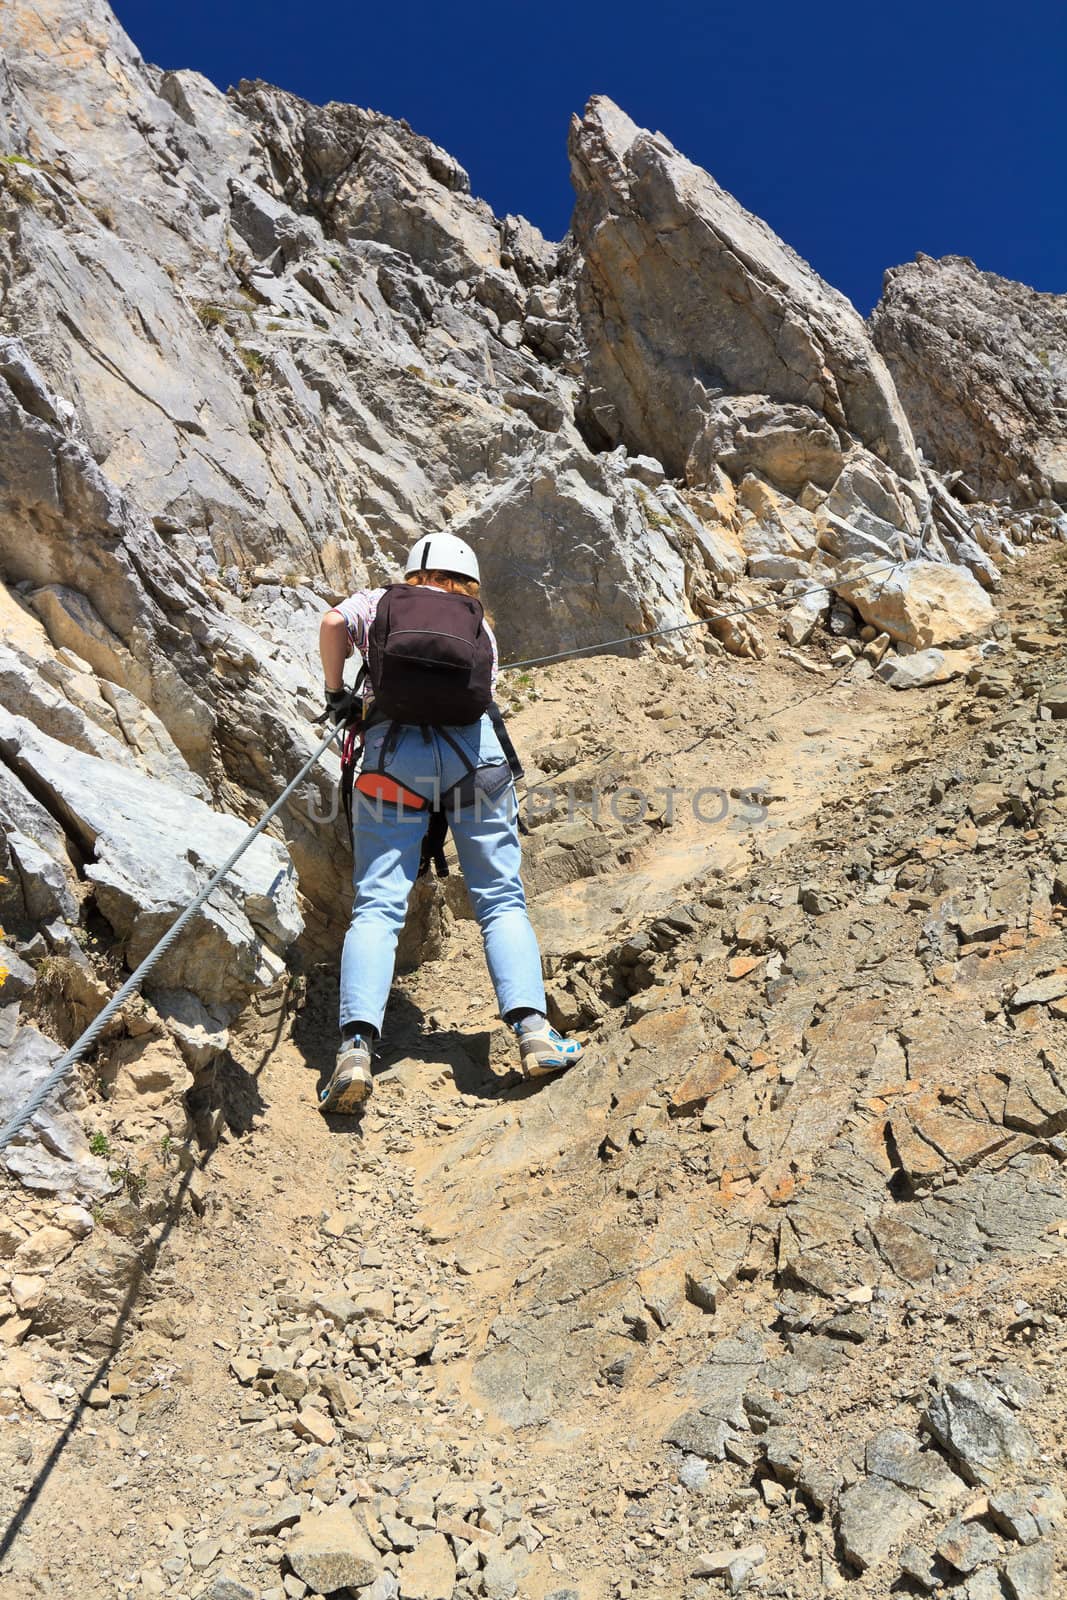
[353, 770, 429, 810]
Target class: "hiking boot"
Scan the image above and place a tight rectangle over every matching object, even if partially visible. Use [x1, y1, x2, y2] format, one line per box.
[319, 1038, 373, 1113]
[515, 1021, 583, 1079]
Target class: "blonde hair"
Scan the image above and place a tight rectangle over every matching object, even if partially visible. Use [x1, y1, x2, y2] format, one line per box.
[406, 568, 492, 625]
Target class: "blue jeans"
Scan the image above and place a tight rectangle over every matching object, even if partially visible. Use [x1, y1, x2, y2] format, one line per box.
[339, 714, 547, 1034]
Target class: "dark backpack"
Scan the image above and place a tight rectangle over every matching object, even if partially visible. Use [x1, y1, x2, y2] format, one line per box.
[367, 583, 493, 727]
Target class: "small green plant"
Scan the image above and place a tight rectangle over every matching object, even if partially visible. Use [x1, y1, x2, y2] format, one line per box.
[90, 1201, 105, 1225]
[249, 418, 267, 440]
[109, 1157, 147, 1205]
[0, 163, 41, 208]
[237, 345, 265, 378]
[196, 301, 229, 330]
[327, 256, 342, 271]
[160, 1134, 173, 1166]
[633, 483, 674, 532]
[89, 1130, 111, 1158]
[1035, 348, 1050, 369]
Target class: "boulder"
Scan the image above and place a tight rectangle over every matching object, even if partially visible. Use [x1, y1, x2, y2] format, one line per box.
[922, 1377, 1036, 1486]
[285, 1504, 381, 1592]
[837, 560, 995, 648]
[0, 712, 301, 1007]
[396, 1532, 457, 1600]
[0, 1024, 110, 1197]
[836, 1478, 925, 1570]
[98, 1034, 194, 1111]
[872, 253, 1067, 505]
[449, 443, 698, 661]
[147, 988, 232, 1072]
[876, 648, 951, 690]
[780, 583, 831, 646]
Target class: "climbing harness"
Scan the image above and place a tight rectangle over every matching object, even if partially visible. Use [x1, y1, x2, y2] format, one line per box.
[0, 553, 906, 1154]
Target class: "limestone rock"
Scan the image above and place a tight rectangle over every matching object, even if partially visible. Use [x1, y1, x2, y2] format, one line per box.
[865, 1427, 966, 1509]
[0, 712, 301, 1008]
[0, 762, 80, 928]
[922, 1377, 1036, 1487]
[0, 1024, 108, 1197]
[98, 1034, 194, 1111]
[449, 443, 699, 662]
[988, 1483, 1066, 1544]
[1009, 974, 1067, 1011]
[1001, 1541, 1055, 1600]
[285, 1504, 380, 1592]
[782, 587, 831, 647]
[396, 1531, 456, 1600]
[568, 95, 921, 516]
[872, 254, 1067, 505]
[147, 988, 232, 1073]
[0, 338, 351, 953]
[233, 80, 501, 284]
[0, 943, 35, 1002]
[12, 1225, 78, 1274]
[837, 560, 996, 648]
[875, 647, 959, 690]
[836, 1477, 925, 1570]
[935, 1515, 1000, 1573]
[19, 1379, 63, 1421]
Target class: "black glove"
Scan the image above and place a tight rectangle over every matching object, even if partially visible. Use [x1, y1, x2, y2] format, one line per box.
[325, 685, 360, 727]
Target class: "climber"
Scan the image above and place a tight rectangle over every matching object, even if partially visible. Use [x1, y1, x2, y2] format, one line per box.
[316, 532, 584, 1112]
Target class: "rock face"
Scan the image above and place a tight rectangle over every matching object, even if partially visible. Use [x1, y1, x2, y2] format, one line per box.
[872, 254, 1067, 506]
[569, 96, 923, 531]
[0, 0, 1060, 1246]
[1, 1, 719, 666]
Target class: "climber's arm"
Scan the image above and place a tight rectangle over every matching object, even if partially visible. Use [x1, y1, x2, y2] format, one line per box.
[319, 608, 351, 693]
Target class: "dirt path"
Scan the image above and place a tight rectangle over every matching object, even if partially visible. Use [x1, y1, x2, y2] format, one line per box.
[3, 548, 1066, 1600]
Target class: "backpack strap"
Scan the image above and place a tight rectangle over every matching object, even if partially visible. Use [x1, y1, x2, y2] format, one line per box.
[488, 701, 524, 782]
[436, 727, 478, 774]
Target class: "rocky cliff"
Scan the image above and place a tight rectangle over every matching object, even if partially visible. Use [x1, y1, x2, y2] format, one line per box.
[872, 254, 1067, 508]
[1, 4, 1067, 1597]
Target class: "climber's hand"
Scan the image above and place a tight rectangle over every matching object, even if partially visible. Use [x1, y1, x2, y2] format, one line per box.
[325, 685, 359, 727]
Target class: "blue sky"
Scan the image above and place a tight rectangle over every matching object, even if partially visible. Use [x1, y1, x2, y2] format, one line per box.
[111, 0, 1064, 313]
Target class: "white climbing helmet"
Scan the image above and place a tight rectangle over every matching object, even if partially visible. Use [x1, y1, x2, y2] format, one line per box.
[404, 532, 480, 583]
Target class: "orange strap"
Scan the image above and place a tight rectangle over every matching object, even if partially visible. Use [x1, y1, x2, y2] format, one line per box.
[354, 771, 429, 810]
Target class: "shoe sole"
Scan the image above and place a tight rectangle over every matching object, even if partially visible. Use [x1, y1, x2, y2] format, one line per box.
[319, 1068, 373, 1114]
[521, 1049, 582, 1080]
